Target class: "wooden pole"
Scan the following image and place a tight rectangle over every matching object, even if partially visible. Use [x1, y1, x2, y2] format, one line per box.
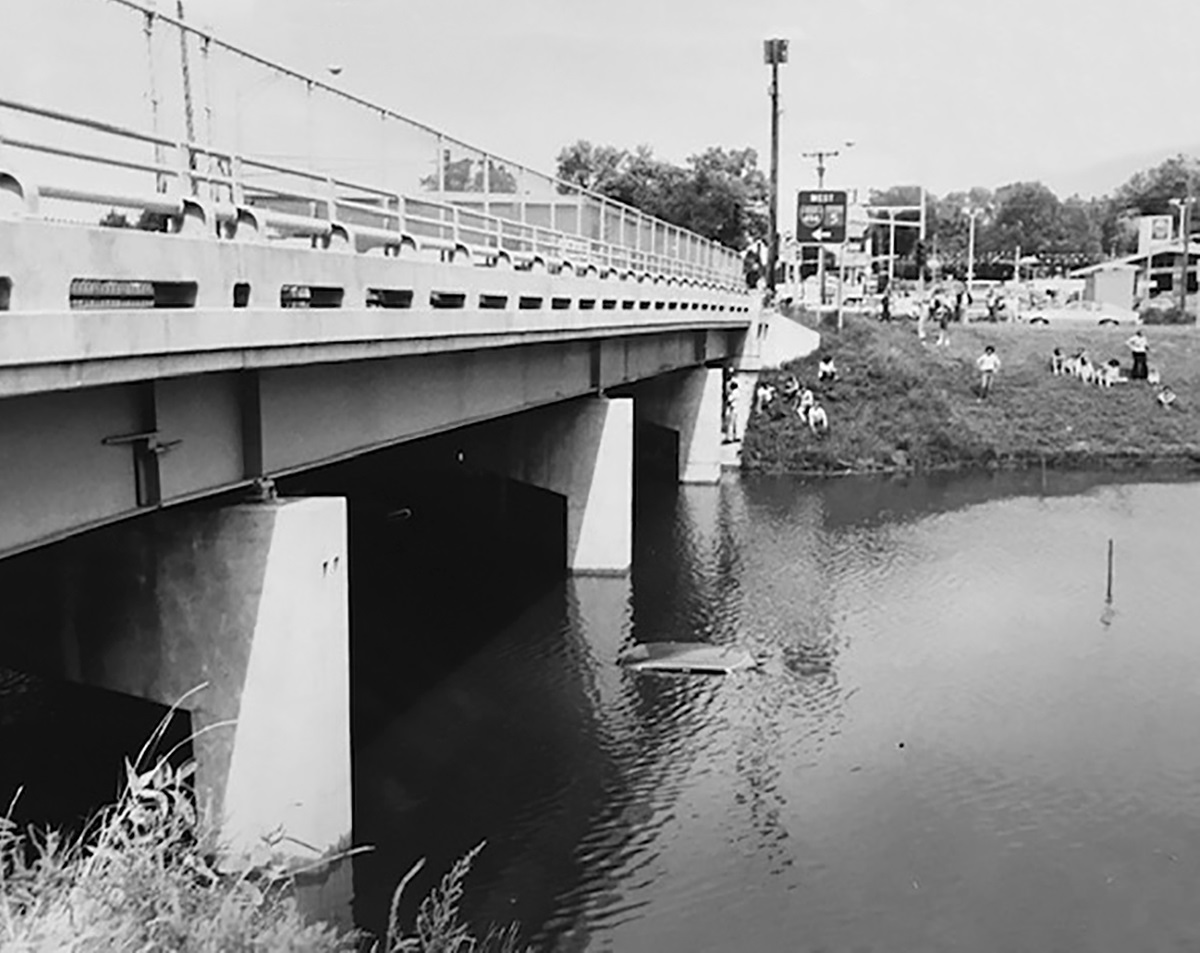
[766, 56, 780, 296]
[1106, 538, 1114, 604]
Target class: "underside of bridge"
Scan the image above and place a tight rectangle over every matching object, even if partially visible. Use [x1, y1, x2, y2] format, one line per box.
[0, 364, 732, 859]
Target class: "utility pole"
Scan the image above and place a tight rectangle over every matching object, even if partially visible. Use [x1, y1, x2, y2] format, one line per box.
[1179, 177, 1193, 316]
[763, 39, 788, 298]
[963, 206, 985, 302]
[801, 141, 854, 189]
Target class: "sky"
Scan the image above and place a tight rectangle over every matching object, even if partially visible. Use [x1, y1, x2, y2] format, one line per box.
[7, 0, 1200, 210]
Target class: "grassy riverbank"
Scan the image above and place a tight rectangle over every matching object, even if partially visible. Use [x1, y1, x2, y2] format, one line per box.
[742, 316, 1200, 475]
[1, 747, 525, 952]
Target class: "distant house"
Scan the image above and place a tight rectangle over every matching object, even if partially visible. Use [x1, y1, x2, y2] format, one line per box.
[1086, 242, 1200, 308]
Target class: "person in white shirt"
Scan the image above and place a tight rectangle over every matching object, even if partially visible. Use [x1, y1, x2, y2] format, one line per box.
[1100, 359, 1122, 388]
[975, 345, 1001, 398]
[1126, 330, 1149, 381]
[808, 403, 829, 434]
[754, 381, 776, 415]
[796, 387, 815, 423]
[817, 356, 838, 382]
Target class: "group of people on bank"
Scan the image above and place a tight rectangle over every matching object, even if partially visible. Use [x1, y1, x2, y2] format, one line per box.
[970, 330, 1176, 405]
[1045, 329, 1178, 408]
[753, 356, 838, 436]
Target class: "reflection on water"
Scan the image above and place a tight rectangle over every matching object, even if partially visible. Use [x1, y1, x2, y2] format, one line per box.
[355, 469, 1200, 952]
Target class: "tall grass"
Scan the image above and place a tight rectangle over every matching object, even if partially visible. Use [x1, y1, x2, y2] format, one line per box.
[1, 705, 529, 952]
[743, 318, 1200, 474]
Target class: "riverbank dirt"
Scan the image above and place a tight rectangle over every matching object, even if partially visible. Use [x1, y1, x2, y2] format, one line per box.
[741, 317, 1200, 475]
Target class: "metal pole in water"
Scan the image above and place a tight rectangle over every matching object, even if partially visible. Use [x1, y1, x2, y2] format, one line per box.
[1106, 538, 1114, 604]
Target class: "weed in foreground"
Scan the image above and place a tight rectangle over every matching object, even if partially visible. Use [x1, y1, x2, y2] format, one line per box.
[0, 700, 529, 952]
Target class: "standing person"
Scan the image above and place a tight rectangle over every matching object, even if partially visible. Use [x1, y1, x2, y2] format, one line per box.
[921, 291, 944, 343]
[976, 344, 1001, 398]
[936, 298, 951, 347]
[881, 289, 892, 323]
[1126, 329, 1149, 381]
[954, 288, 965, 324]
[723, 378, 739, 441]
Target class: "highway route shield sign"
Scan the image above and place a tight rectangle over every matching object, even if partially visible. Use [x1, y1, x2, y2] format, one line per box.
[796, 190, 848, 244]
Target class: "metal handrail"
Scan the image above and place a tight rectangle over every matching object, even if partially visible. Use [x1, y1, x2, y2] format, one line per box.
[103, 0, 737, 273]
[0, 92, 744, 286]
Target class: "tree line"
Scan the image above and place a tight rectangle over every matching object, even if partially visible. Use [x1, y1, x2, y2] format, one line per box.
[554, 140, 1200, 273]
[871, 155, 1200, 273]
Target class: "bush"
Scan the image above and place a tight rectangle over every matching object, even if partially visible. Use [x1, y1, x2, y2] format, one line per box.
[1140, 306, 1196, 325]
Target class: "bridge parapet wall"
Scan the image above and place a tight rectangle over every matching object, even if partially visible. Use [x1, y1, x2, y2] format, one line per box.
[0, 218, 752, 398]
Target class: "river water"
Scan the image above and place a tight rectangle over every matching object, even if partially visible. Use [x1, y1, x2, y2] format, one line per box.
[353, 468, 1200, 952]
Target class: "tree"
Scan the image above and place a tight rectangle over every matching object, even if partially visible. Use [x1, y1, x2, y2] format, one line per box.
[1058, 195, 1103, 259]
[98, 208, 171, 232]
[555, 140, 629, 194]
[981, 181, 1061, 258]
[553, 141, 768, 249]
[1113, 155, 1200, 216]
[421, 153, 517, 193]
[672, 147, 768, 249]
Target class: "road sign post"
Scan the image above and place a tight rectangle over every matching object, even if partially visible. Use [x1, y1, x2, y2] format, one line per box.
[796, 190, 848, 246]
[797, 190, 848, 311]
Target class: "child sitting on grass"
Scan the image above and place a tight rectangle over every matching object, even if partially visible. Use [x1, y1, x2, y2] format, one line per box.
[1157, 385, 1178, 409]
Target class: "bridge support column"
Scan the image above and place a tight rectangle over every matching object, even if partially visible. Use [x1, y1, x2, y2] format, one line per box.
[467, 397, 633, 574]
[63, 497, 351, 859]
[555, 397, 633, 574]
[639, 367, 724, 484]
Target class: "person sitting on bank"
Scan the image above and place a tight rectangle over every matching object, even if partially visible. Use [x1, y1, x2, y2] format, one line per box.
[1100, 359, 1122, 388]
[782, 374, 800, 405]
[817, 356, 838, 382]
[808, 402, 829, 435]
[1157, 384, 1178, 409]
[797, 387, 815, 423]
[1126, 329, 1149, 380]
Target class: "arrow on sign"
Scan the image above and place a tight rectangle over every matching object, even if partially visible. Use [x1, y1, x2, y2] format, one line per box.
[811, 228, 832, 241]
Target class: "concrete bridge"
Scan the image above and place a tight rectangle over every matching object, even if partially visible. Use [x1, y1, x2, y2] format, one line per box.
[0, 2, 816, 868]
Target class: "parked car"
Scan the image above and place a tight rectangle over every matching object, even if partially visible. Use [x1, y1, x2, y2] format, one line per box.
[1019, 299, 1140, 328]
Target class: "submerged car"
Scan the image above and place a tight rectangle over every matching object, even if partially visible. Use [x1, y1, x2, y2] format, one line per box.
[1020, 299, 1140, 327]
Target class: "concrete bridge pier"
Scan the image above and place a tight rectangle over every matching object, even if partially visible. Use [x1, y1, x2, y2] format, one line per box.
[463, 396, 634, 575]
[637, 366, 725, 484]
[56, 496, 352, 860]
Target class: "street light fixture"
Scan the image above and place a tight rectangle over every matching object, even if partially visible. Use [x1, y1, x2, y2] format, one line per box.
[1170, 190, 1193, 315]
[801, 140, 855, 189]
